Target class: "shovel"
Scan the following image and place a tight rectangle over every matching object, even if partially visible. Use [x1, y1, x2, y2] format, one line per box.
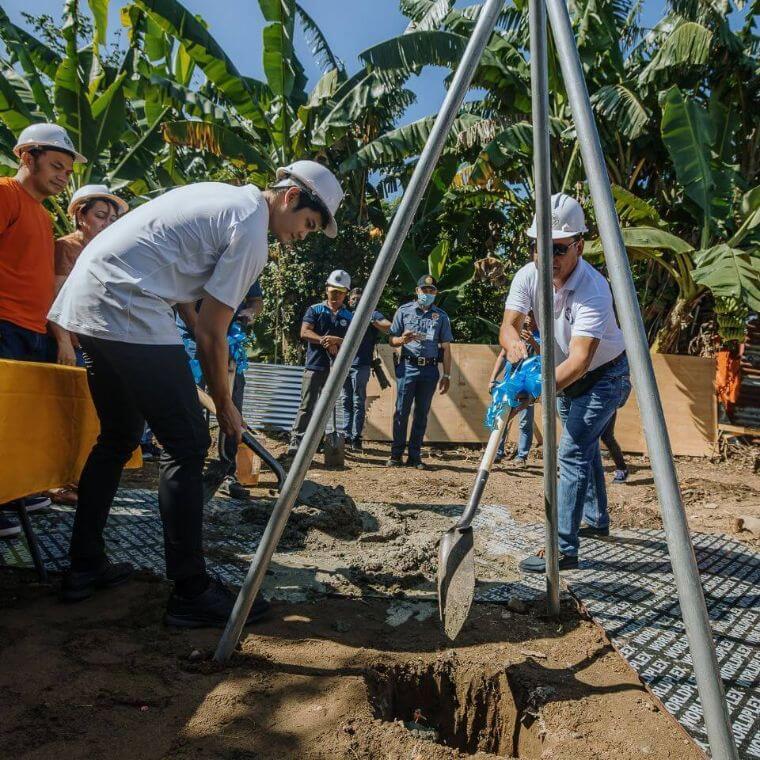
[196, 386, 339, 509]
[438, 405, 521, 640]
[197, 385, 285, 504]
[323, 358, 345, 468]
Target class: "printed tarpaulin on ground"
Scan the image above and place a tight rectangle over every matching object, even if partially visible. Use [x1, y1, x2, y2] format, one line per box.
[0, 359, 140, 503]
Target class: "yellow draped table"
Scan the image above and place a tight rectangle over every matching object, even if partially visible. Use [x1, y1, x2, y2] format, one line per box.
[0, 359, 141, 504]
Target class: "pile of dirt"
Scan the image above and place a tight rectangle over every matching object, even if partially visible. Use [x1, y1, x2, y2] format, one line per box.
[236, 482, 363, 546]
[295, 481, 363, 537]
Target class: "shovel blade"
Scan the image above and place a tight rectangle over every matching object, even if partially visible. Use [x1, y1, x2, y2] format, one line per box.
[323, 432, 345, 468]
[202, 459, 230, 505]
[437, 526, 475, 640]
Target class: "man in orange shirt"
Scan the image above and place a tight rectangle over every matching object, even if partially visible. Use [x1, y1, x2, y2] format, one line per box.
[0, 123, 85, 538]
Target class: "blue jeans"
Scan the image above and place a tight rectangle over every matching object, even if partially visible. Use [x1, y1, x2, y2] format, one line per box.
[391, 362, 439, 460]
[0, 320, 48, 362]
[556, 355, 631, 556]
[341, 365, 371, 440]
[497, 404, 534, 459]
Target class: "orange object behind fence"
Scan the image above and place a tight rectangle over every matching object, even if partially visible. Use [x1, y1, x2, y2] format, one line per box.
[0, 359, 140, 503]
[715, 350, 742, 416]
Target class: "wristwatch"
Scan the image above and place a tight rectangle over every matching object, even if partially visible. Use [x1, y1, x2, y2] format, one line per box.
[443, 373, 451, 379]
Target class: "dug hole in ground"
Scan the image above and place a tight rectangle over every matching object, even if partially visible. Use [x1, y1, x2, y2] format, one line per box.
[2, 436, 757, 759]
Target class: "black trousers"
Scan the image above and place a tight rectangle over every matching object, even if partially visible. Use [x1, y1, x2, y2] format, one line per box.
[71, 336, 211, 585]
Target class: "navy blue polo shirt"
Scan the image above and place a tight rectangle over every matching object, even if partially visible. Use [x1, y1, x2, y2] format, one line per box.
[390, 302, 453, 359]
[353, 309, 386, 367]
[302, 301, 353, 371]
[176, 281, 263, 340]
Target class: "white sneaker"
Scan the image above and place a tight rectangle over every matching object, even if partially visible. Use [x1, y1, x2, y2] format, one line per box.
[0, 516, 21, 538]
[23, 495, 52, 512]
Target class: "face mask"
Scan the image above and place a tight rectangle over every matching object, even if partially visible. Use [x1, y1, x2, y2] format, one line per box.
[417, 293, 435, 308]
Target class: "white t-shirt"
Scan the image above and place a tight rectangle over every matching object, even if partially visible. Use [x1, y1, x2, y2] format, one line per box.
[49, 183, 269, 345]
[505, 259, 625, 371]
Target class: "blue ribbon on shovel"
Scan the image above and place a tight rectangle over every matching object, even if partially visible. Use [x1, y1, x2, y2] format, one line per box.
[485, 354, 542, 430]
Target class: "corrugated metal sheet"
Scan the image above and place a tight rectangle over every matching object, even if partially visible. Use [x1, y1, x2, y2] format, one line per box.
[733, 314, 760, 429]
[241, 363, 345, 433]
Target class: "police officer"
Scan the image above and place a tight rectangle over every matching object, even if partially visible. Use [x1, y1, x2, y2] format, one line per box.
[387, 275, 453, 469]
[288, 269, 353, 455]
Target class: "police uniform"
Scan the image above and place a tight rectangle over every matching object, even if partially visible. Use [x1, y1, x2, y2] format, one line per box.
[290, 300, 353, 446]
[389, 277, 453, 463]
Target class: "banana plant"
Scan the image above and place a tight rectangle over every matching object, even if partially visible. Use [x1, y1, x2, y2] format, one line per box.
[129, 0, 425, 225]
[0, 0, 196, 230]
[587, 182, 760, 350]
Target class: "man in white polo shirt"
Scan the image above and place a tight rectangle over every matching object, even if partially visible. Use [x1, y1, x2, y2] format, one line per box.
[501, 193, 630, 572]
[48, 161, 343, 627]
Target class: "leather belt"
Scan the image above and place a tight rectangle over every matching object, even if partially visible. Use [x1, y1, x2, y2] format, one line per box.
[402, 354, 437, 367]
[561, 351, 627, 399]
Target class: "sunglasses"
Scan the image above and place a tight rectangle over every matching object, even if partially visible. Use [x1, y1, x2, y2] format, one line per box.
[529, 239, 580, 257]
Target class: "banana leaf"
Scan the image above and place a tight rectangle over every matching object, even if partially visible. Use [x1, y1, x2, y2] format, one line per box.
[54, 1, 96, 164]
[692, 244, 760, 310]
[134, 0, 270, 129]
[591, 84, 649, 140]
[0, 69, 34, 133]
[295, 2, 340, 73]
[0, 7, 55, 120]
[161, 120, 273, 182]
[640, 21, 712, 83]
[259, 0, 299, 99]
[340, 113, 481, 171]
[611, 186, 666, 228]
[660, 86, 715, 227]
[586, 226, 694, 256]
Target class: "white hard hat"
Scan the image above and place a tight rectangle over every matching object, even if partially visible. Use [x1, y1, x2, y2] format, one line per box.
[13, 123, 87, 164]
[68, 184, 129, 216]
[326, 269, 351, 290]
[274, 160, 343, 238]
[526, 193, 587, 239]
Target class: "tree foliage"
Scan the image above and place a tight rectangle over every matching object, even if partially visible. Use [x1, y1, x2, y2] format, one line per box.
[1, 0, 757, 354]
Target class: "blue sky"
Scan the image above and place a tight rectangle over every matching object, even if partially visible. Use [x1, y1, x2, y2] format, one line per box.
[2, 0, 670, 124]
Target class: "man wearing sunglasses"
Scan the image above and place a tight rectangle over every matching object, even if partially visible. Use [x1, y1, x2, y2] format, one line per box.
[500, 193, 630, 572]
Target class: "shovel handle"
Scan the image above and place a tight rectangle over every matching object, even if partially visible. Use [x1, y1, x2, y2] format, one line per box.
[197, 386, 286, 490]
[455, 407, 518, 530]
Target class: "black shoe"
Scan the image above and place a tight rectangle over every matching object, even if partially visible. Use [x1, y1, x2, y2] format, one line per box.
[285, 435, 300, 457]
[406, 458, 426, 470]
[219, 476, 250, 501]
[350, 438, 363, 453]
[165, 579, 270, 629]
[578, 523, 610, 538]
[386, 457, 403, 468]
[519, 552, 578, 573]
[140, 442, 162, 461]
[61, 560, 134, 602]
